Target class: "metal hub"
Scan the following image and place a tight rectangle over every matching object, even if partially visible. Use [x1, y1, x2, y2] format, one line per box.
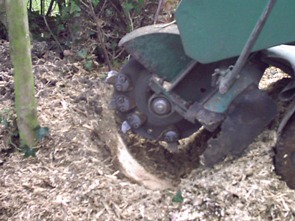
[107, 58, 201, 141]
[150, 97, 171, 116]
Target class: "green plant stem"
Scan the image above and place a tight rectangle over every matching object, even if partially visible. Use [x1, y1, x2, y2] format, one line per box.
[6, 0, 39, 147]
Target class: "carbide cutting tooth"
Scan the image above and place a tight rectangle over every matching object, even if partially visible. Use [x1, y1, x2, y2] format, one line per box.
[121, 121, 131, 133]
[115, 74, 131, 92]
[105, 70, 118, 85]
[126, 112, 146, 129]
[115, 95, 135, 112]
[163, 130, 179, 143]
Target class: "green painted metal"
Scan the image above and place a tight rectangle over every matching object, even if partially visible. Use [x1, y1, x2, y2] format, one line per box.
[119, 24, 193, 82]
[203, 63, 263, 113]
[171, 56, 266, 114]
[176, 0, 295, 64]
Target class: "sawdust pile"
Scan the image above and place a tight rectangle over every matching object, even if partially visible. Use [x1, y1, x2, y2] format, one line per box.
[0, 41, 295, 221]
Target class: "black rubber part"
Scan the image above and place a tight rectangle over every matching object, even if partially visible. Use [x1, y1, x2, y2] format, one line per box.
[275, 114, 295, 189]
[202, 84, 277, 167]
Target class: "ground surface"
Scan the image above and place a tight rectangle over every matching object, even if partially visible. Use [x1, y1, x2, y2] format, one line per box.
[0, 40, 295, 221]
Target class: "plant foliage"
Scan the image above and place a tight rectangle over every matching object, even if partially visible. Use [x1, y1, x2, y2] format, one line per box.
[1, 0, 179, 66]
[172, 190, 184, 203]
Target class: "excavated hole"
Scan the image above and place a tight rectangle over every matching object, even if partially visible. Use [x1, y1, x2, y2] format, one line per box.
[117, 125, 212, 183]
[111, 66, 293, 187]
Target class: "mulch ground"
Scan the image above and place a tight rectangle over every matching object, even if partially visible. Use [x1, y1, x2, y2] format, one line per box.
[0, 40, 294, 221]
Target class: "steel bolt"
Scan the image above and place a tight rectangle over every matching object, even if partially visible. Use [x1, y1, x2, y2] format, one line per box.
[115, 84, 123, 91]
[163, 130, 179, 143]
[127, 113, 146, 129]
[151, 97, 171, 116]
[105, 70, 118, 85]
[115, 74, 130, 92]
[115, 95, 134, 112]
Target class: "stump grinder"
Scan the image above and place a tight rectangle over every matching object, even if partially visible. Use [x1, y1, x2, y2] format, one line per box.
[106, 0, 295, 189]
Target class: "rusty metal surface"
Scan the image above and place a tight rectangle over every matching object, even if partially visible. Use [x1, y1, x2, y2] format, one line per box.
[201, 84, 277, 167]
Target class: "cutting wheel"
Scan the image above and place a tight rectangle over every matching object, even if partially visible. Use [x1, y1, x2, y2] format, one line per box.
[275, 114, 295, 189]
[110, 58, 201, 142]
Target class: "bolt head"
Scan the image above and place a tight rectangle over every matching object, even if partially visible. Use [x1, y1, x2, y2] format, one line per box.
[164, 130, 178, 143]
[151, 97, 171, 115]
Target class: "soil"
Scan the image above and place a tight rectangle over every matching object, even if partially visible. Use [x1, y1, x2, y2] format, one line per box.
[0, 39, 295, 221]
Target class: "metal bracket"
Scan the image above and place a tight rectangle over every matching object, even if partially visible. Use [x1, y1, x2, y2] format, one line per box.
[219, 0, 277, 94]
[149, 76, 225, 130]
[185, 102, 225, 132]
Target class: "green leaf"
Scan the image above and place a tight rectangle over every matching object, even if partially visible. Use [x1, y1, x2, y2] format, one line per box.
[35, 127, 49, 141]
[57, 24, 65, 32]
[70, 0, 81, 14]
[122, 2, 134, 13]
[85, 60, 93, 71]
[138, 0, 144, 5]
[0, 116, 8, 127]
[134, 0, 144, 13]
[0, 109, 11, 127]
[172, 190, 184, 203]
[21, 145, 38, 157]
[77, 48, 88, 59]
[92, 0, 100, 8]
